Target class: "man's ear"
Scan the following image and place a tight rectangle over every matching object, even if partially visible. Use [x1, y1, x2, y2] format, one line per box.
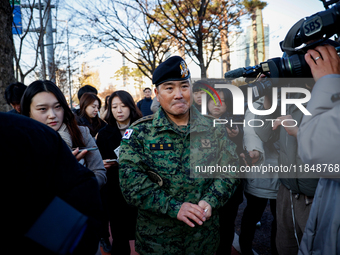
[154, 87, 160, 102]
[11, 103, 21, 113]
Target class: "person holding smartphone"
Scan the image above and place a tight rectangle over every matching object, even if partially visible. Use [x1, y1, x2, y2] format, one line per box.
[96, 90, 142, 254]
[206, 86, 244, 255]
[20, 80, 107, 188]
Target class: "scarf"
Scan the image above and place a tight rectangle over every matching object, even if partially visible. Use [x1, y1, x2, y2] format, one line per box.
[57, 123, 73, 149]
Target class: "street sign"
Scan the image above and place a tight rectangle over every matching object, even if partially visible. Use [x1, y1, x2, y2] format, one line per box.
[12, 5, 22, 34]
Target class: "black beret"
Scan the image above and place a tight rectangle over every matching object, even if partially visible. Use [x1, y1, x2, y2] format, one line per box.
[152, 56, 191, 86]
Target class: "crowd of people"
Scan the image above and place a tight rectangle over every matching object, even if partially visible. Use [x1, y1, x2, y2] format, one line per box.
[2, 43, 340, 255]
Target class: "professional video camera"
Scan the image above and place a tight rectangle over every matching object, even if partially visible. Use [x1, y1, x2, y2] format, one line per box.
[225, 1, 340, 101]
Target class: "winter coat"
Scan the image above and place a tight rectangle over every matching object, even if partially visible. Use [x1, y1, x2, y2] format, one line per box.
[79, 126, 107, 188]
[137, 97, 153, 116]
[254, 93, 319, 197]
[243, 98, 280, 199]
[74, 109, 107, 137]
[96, 123, 123, 199]
[96, 123, 138, 239]
[297, 74, 340, 255]
[1, 113, 102, 255]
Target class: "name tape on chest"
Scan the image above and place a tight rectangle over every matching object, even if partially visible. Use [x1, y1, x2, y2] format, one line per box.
[122, 129, 133, 139]
[150, 143, 173, 150]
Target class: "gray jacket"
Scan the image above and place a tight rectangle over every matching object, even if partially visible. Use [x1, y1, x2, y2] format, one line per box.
[243, 98, 280, 199]
[254, 92, 318, 197]
[79, 126, 107, 188]
[297, 74, 340, 255]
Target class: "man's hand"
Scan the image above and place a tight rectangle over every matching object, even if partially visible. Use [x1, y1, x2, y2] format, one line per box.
[198, 200, 212, 220]
[305, 44, 340, 82]
[226, 125, 239, 138]
[177, 202, 207, 228]
[240, 150, 261, 165]
[272, 115, 298, 137]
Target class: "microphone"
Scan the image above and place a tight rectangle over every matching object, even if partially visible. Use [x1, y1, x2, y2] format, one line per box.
[224, 68, 245, 79]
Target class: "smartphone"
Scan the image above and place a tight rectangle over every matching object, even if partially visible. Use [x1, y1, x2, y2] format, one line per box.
[106, 159, 118, 163]
[77, 146, 99, 152]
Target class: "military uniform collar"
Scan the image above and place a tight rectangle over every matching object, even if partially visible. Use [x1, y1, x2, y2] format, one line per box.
[152, 107, 172, 128]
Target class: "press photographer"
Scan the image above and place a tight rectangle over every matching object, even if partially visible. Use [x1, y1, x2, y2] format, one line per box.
[297, 44, 340, 255]
[224, 2, 340, 254]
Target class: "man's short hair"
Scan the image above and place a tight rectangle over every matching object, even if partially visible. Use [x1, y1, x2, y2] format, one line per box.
[143, 87, 151, 92]
[77, 85, 98, 101]
[4, 82, 27, 105]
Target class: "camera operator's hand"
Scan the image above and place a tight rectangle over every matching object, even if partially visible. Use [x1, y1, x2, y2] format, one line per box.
[305, 44, 340, 82]
[273, 115, 298, 138]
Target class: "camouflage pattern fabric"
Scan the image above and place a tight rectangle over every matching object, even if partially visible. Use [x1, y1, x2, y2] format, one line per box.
[119, 106, 240, 255]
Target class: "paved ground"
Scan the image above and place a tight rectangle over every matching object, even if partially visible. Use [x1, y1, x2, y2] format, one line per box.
[234, 195, 275, 255]
[101, 194, 275, 255]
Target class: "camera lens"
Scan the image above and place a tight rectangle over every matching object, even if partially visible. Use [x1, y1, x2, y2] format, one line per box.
[282, 54, 312, 77]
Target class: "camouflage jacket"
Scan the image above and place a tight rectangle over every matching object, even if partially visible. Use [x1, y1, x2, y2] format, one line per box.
[119, 106, 240, 219]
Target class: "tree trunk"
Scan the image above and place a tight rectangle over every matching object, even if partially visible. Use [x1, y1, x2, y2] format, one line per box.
[251, 11, 258, 65]
[221, 29, 231, 74]
[198, 48, 207, 78]
[0, 1, 15, 112]
[200, 63, 207, 78]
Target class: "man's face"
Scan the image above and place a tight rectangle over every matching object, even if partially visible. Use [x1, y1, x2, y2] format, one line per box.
[144, 89, 152, 98]
[155, 79, 192, 117]
[10, 103, 21, 113]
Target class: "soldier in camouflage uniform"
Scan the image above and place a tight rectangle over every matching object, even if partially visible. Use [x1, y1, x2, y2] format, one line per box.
[119, 56, 240, 255]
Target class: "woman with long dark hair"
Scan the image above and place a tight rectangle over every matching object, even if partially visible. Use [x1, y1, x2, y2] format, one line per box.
[96, 90, 142, 254]
[207, 87, 243, 149]
[76, 92, 107, 137]
[207, 86, 244, 255]
[21, 80, 107, 188]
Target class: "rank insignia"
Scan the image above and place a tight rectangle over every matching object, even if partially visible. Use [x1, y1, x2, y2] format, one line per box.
[201, 139, 211, 148]
[150, 143, 173, 150]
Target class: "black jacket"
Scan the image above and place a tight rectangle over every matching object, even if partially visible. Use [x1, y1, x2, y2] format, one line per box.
[1, 113, 102, 255]
[96, 124, 121, 161]
[96, 124, 137, 239]
[137, 97, 153, 116]
[75, 113, 107, 137]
